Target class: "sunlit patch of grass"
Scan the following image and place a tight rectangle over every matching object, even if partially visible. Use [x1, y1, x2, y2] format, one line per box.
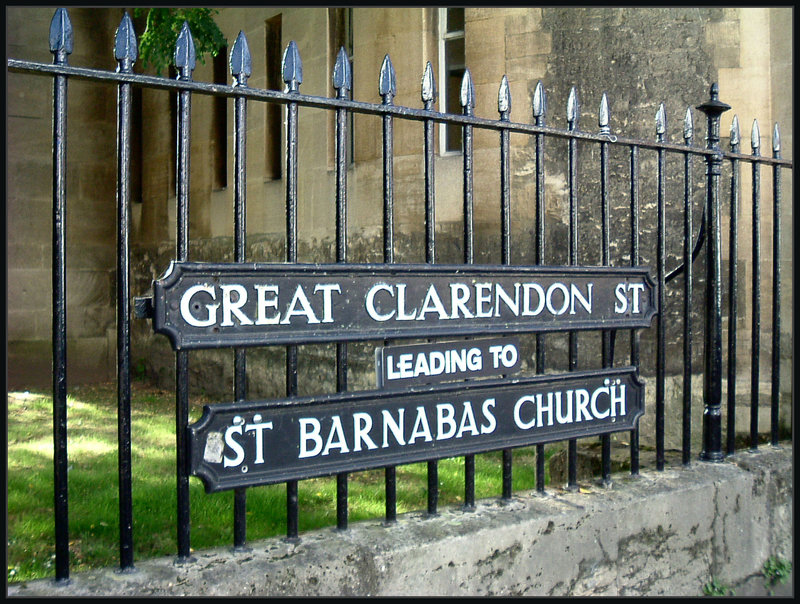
[8, 382, 557, 583]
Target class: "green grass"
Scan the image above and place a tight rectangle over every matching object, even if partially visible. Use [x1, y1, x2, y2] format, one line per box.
[7, 382, 555, 583]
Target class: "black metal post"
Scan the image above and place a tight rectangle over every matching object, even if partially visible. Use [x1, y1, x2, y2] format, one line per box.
[599, 93, 612, 486]
[333, 47, 351, 531]
[114, 11, 136, 571]
[566, 87, 579, 490]
[749, 120, 761, 451]
[726, 116, 740, 455]
[682, 108, 694, 466]
[461, 69, 476, 511]
[50, 7, 72, 583]
[422, 61, 438, 516]
[770, 124, 782, 446]
[230, 31, 251, 551]
[380, 54, 398, 523]
[629, 144, 641, 476]
[655, 103, 667, 471]
[174, 22, 195, 561]
[533, 81, 547, 493]
[498, 75, 513, 500]
[282, 40, 302, 542]
[697, 83, 730, 462]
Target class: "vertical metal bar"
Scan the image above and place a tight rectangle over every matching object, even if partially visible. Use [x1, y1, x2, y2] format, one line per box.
[498, 75, 513, 500]
[629, 144, 641, 475]
[380, 54, 397, 523]
[114, 12, 136, 571]
[726, 116, 740, 455]
[682, 108, 694, 465]
[698, 84, 730, 462]
[282, 40, 302, 541]
[174, 22, 196, 561]
[655, 103, 667, 471]
[599, 93, 612, 486]
[533, 81, 547, 493]
[460, 70, 476, 510]
[49, 7, 72, 583]
[230, 32, 251, 551]
[749, 121, 762, 451]
[333, 47, 351, 530]
[770, 124, 782, 446]
[422, 62, 438, 515]
[566, 87, 579, 490]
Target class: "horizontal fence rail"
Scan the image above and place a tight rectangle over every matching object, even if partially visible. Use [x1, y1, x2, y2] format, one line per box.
[6, 8, 792, 583]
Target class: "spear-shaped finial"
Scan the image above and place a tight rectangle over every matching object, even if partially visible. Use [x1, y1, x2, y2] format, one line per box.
[230, 31, 251, 85]
[730, 115, 740, 148]
[772, 123, 780, 154]
[498, 75, 510, 116]
[567, 86, 579, 129]
[174, 21, 196, 75]
[282, 40, 302, 92]
[683, 107, 693, 142]
[656, 103, 667, 139]
[751, 119, 760, 152]
[532, 81, 545, 123]
[49, 8, 73, 58]
[114, 11, 137, 68]
[460, 68, 475, 113]
[421, 61, 436, 105]
[333, 46, 351, 96]
[379, 54, 396, 100]
[598, 92, 610, 134]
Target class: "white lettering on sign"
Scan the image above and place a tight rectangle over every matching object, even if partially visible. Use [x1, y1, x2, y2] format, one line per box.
[364, 281, 594, 323]
[180, 282, 342, 327]
[512, 379, 626, 430]
[215, 378, 631, 470]
[614, 282, 646, 314]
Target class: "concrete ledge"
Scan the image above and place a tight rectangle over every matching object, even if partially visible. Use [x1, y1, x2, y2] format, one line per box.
[7, 445, 792, 597]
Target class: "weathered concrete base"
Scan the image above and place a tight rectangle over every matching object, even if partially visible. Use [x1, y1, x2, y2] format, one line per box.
[8, 445, 792, 597]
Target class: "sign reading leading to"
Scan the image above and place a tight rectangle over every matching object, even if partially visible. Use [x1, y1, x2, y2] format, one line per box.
[149, 262, 656, 350]
[188, 366, 644, 492]
[375, 337, 522, 389]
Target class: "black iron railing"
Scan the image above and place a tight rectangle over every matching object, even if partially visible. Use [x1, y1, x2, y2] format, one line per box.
[6, 8, 792, 584]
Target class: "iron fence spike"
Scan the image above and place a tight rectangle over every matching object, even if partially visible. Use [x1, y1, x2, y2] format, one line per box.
[532, 80, 545, 118]
[421, 61, 437, 103]
[599, 92, 610, 133]
[230, 31, 252, 79]
[683, 107, 693, 140]
[656, 103, 666, 136]
[498, 75, 510, 114]
[379, 54, 396, 97]
[49, 8, 73, 55]
[772, 123, 780, 152]
[282, 41, 303, 88]
[460, 68, 475, 110]
[333, 46, 351, 92]
[730, 115, 740, 147]
[751, 119, 760, 150]
[567, 86, 579, 125]
[174, 21, 196, 72]
[114, 12, 137, 64]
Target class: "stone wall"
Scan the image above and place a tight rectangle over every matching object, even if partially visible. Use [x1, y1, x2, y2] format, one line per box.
[7, 445, 792, 597]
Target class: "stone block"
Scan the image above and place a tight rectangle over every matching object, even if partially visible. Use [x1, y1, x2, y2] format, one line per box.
[506, 32, 552, 60]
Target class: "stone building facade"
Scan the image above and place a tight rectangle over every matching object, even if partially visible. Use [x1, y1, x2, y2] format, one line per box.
[6, 8, 792, 405]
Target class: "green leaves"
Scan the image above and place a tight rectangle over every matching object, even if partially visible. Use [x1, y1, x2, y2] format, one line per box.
[132, 8, 226, 75]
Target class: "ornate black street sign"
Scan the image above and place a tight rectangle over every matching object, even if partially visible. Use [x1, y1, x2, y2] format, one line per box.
[188, 366, 644, 492]
[149, 262, 657, 350]
[375, 337, 522, 388]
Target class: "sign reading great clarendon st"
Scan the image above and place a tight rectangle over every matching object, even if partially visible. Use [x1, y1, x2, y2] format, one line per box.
[149, 262, 657, 350]
[189, 366, 644, 492]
